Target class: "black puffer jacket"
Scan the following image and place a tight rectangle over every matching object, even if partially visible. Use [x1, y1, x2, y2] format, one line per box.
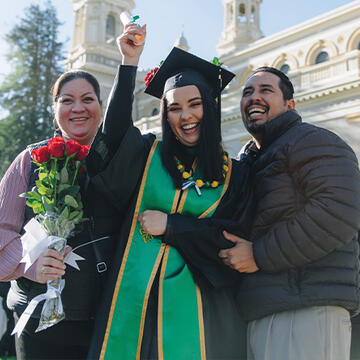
[238, 110, 360, 321]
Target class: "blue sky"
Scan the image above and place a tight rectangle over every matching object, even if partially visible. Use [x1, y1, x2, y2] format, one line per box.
[0, 0, 354, 77]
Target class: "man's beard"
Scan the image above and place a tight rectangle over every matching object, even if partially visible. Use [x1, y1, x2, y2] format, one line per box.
[244, 120, 266, 136]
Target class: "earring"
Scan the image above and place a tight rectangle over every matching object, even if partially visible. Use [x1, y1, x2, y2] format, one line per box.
[52, 119, 61, 136]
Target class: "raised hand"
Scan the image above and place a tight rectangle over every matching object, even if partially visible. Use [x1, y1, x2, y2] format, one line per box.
[138, 210, 168, 236]
[117, 23, 147, 66]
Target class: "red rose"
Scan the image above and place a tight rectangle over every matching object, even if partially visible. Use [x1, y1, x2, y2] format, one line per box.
[75, 145, 90, 161]
[32, 146, 50, 163]
[48, 142, 64, 158]
[65, 139, 82, 157]
[48, 136, 65, 146]
[145, 67, 159, 87]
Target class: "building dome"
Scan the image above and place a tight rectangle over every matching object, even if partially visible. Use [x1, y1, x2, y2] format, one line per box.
[174, 31, 189, 52]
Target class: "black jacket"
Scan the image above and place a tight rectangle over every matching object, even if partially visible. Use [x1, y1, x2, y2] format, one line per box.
[238, 110, 360, 321]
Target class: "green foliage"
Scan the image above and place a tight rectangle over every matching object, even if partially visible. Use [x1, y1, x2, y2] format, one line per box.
[0, 0, 64, 178]
[22, 150, 86, 238]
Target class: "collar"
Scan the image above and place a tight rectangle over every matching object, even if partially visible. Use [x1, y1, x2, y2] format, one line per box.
[260, 109, 301, 149]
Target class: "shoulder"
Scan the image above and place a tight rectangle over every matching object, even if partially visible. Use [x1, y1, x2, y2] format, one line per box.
[9, 149, 31, 176]
[26, 139, 50, 153]
[0, 148, 31, 191]
[284, 123, 359, 174]
[290, 122, 356, 159]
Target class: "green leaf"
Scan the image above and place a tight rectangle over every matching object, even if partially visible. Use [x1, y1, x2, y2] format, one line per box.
[43, 218, 57, 234]
[58, 206, 69, 223]
[37, 183, 52, 197]
[42, 196, 54, 212]
[26, 199, 44, 214]
[130, 15, 140, 23]
[69, 210, 79, 220]
[20, 191, 42, 201]
[64, 195, 78, 208]
[58, 183, 70, 193]
[76, 198, 83, 210]
[212, 56, 224, 66]
[39, 172, 48, 181]
[58, 184, 80, 199]
[72, 210, 84, 224]
[60, 167, 69, 183]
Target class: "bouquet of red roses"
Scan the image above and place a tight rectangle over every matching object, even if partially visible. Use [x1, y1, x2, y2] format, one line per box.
[15, 136, 89, 334]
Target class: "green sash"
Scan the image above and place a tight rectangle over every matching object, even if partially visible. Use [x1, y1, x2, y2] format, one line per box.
[101, 140, 232, 360]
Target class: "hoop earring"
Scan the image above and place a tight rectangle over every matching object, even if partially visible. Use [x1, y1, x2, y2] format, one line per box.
[52, 119, 61, 136]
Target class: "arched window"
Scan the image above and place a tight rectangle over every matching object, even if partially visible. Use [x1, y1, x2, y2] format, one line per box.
[106, 15, 116, 43]
[250, 5, 255, 22]
[315, 51, 329, 64]
[151, 107, 159, 116]
[238, 3, 246, 21]
[280, 64, 290, 74]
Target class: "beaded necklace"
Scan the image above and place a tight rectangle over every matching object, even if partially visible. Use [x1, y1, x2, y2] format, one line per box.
[175, 150, 229, 196]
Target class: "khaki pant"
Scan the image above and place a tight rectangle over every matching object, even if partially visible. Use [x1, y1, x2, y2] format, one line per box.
[247, 306, 351, 360]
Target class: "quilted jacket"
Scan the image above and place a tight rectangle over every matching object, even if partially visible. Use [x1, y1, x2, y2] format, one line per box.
[238, 110, 360, 321]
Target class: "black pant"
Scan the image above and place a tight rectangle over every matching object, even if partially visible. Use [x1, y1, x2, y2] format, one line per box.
[0, 296, 15, 357]
[14, 313, 94, 360]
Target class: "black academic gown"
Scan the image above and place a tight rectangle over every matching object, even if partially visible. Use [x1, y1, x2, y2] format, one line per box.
[86, 65, 254, 360]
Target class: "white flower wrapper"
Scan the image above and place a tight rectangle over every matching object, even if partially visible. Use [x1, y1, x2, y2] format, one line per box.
[14, 214, 85, 337]
[36, 235, 67, 332]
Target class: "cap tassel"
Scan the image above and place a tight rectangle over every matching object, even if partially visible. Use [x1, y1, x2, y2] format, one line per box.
[218, 68, 222, 120]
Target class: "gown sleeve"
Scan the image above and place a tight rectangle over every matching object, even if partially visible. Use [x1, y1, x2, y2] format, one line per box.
[86, 65, 155, 213]
[163, 159, 254, 288]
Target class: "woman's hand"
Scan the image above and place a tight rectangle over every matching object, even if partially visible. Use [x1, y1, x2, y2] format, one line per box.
[34, 246, 72, 284]
[138, 210, 167, 236]
[118, 23, 146, 66]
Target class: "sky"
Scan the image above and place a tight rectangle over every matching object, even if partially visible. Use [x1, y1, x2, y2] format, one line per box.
[0, 0, 355, 78]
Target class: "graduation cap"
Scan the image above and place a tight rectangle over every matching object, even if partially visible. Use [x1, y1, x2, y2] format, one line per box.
[144, 47, 235, 116]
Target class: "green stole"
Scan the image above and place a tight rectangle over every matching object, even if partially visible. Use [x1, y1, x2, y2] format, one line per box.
[101, 140, 232, 360]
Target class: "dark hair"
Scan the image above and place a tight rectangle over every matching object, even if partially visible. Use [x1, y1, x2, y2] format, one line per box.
[52, 70, 101, 103]
[160, 84, 223, 189]
[251, 66, 294, 100]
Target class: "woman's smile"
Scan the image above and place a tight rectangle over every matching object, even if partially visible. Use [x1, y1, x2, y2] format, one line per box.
[165, 85, 203, 147]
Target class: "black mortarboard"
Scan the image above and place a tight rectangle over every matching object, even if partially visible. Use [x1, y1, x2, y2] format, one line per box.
[144, 47, 235, 101]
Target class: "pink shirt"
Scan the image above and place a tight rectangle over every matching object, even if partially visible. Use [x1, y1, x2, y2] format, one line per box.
[0, 149, 37, 281]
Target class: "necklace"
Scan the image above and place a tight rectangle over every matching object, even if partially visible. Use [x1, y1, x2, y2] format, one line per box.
[174, 150, 229, 195]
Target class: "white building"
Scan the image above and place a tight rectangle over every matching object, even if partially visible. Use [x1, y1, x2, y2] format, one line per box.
[66, 0, 360, 158]
[65, 0, 135, 102]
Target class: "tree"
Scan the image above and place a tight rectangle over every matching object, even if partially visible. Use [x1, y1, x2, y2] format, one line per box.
[0, 1, 64, 177]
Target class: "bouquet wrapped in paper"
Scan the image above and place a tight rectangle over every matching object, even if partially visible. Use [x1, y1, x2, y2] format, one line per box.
[13, 137, 89, 335]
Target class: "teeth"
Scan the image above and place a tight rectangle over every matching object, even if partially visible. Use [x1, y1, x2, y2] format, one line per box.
[248, 107, 266, 114]
[71, 118, 87, 121]
[182, 123, 198, 130]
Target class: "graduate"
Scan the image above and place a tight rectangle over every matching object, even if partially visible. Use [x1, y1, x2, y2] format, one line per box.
[87, 23, 254, 360]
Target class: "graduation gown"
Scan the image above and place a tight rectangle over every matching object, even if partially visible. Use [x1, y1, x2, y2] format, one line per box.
[86, 65, 253, 360]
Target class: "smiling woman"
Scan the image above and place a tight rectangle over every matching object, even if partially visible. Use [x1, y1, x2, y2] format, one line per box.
[0, 69, 117, 359]
[165, 85, 203, 148]
[86, 24, 255, 360]
[52, 71, 102, 146]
